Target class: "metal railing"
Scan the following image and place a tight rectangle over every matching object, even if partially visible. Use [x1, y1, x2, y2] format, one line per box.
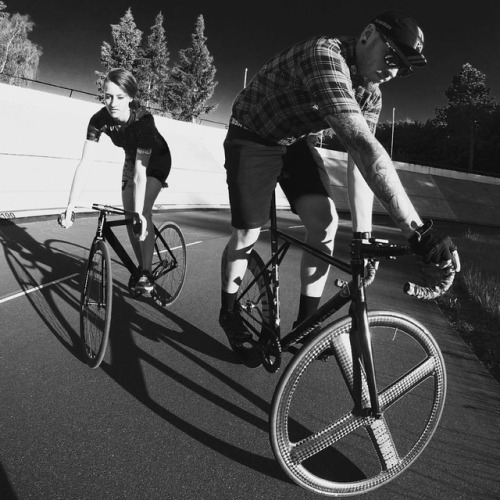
[1, 73, 229, 128]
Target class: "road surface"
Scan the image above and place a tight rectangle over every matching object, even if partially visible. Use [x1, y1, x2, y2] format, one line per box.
[1, 210, 499, 499]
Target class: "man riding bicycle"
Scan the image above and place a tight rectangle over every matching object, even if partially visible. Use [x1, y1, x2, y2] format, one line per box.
[219, 10, 460, 364]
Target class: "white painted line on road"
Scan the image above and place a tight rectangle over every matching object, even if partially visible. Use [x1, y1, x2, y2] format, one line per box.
[0, 241, 204, 305]
[158, 240, 202, 254]
[0, 273, 80, 305]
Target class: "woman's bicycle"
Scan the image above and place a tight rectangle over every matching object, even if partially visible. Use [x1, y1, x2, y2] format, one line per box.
[79, 204, 187, 369]
[234, 193, 456, 496]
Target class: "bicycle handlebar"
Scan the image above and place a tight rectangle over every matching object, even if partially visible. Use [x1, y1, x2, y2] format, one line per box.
[357, 239, 457, 301]
[403, 266, 456, 300]
[90, 204, 143, 236]
[91, 203, 138, 217]
[363, 259, 379, 287]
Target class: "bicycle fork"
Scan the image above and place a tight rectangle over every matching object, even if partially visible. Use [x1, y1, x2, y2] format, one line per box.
[349, 256, 382, 418]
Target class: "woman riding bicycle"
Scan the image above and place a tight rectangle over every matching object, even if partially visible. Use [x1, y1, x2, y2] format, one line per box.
[59, 68, 172, 294]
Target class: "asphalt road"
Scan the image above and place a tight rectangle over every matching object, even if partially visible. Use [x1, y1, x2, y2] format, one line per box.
[1, 210, 499, 500]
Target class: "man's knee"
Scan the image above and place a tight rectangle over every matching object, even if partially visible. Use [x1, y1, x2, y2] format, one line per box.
[231, 227, 261, 247]
[304, 206, 338, 243]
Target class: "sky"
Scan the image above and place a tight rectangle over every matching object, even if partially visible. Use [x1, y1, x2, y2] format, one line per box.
[5, 0, 500, 127]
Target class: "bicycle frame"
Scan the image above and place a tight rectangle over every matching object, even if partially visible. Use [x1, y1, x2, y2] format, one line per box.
[92, 209, 138, 276]
[90, 205, 179, 281]
[238, 193, 387, 416]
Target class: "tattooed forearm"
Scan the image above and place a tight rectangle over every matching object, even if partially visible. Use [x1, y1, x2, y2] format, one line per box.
[369, 155, 417, 233]
[326, 113, 421, 236]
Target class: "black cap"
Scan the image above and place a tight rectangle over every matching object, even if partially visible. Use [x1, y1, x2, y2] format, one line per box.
[371, 10, 426, 67]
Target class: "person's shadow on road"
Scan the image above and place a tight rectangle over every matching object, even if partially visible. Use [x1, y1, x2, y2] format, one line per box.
[0, 219, 85, 359]
[99, 282, 365, 486]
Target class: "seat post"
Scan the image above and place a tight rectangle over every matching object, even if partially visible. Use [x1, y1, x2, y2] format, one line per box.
[270, 191, 278, 255]
[269, 190, 281, 330]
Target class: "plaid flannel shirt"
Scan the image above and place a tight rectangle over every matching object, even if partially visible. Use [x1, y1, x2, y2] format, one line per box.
[231, 36, 382, 146]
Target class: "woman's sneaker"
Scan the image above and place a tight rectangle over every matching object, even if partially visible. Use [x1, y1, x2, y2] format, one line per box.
[134, 272, 154, 295]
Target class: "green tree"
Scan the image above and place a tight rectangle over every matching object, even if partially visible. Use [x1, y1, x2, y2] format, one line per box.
[95, 8, 143, 97]
[139, 11, 170, 111]
[435, 63, 496, 171]
[0, 1, 42, 86]
[166, 14, 217, 122]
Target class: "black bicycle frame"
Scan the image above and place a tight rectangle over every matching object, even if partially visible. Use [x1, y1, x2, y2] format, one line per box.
[92, 210, 138, 276]
[261, 193, 382, 416]
[92, 208, 178, 282]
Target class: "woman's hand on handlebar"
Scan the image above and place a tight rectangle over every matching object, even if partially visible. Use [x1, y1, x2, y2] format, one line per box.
[133, 213, 148, 241]
[58, 206, 75, 229]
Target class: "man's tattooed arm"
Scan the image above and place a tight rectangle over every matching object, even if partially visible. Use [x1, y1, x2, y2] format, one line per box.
[326, 113, 422, 237]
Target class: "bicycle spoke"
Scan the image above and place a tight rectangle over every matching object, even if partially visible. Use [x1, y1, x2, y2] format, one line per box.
[366, 417, 401, 471]
[236, 250, 274, 340]
[270, 312, 447, 496]
[152, 223, 187, 307]
[290, 412, 372, 465]
[379, 356, 437, 410]
[80, 240, 112, 369]
[235, 250, 278, 371]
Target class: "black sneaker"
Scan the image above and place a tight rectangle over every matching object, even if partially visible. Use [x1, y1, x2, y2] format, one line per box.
[134, 272, 154, 295]
[219, 310, 261, 368]
[128, 270, 142, 298]
[219, 311, 253, 345]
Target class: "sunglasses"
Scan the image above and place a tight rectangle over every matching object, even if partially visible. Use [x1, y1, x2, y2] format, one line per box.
[380, 33, 413, 77]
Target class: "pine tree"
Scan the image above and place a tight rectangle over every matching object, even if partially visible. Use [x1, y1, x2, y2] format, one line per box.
[435, 63, 496, 171]
[139, 12, 170, 112]
[166, 14, 217, 122]
[0, 2, 42, 86]
[95, 8, 143, 97]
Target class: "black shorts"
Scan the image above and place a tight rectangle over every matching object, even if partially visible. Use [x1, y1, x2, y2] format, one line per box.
[122, 149, 172, 189]
[147, 149, 172, 187]
[223, 125, 331, 229]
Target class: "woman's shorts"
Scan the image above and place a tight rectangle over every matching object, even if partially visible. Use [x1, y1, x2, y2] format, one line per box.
[122, 149, 171, 190]
[223, 125, 331, 229]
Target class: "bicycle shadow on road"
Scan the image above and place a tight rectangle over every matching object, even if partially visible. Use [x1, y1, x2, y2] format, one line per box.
[97, 287, 365, 486]
[112, 277, 241, 364]
[0, 220, 85, 361]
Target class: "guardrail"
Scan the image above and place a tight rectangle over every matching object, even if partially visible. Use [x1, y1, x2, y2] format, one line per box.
[1, 81, 499, 226]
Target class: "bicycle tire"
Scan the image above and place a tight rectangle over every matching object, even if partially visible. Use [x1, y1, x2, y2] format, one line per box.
[270, 311, 447, 496]
[151, 222, 187, 306]
[236, 250, 279, 371]
[80, 239, 113, 369]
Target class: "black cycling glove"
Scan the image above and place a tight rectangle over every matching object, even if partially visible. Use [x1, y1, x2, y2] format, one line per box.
[409, 219, 458, 266]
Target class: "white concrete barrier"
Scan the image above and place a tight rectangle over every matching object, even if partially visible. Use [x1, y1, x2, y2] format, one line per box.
[0, 83, 290, 219]
[1, 82, 499, 226]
